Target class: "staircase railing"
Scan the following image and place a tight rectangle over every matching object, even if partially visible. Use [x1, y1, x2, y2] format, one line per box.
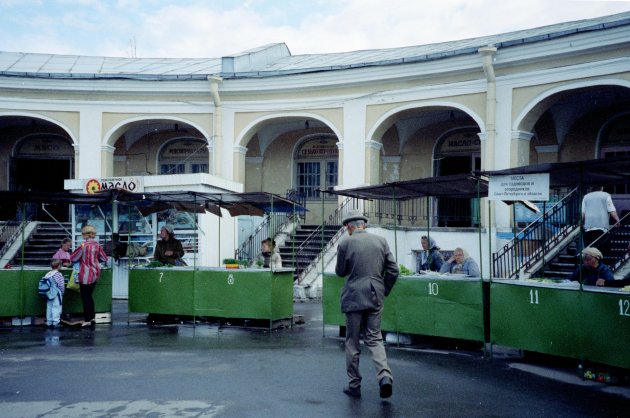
[0, 220, 28, 261]
[234, 212, 299, 262]
[493, 187, 581, 279]
[590, 212, 630, 272]
[294, 197, 358, 284]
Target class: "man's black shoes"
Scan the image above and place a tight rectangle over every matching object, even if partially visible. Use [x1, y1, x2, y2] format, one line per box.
[343, 386, 361, 398]
[379, 377, 393, 398]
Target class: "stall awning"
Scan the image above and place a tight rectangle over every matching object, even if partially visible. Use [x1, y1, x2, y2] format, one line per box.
[477, 156, 630, 187]
[0, 190, 306, 217]
[325, 173, 488, 200]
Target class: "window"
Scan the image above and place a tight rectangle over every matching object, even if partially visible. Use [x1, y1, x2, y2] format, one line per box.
[295, 136, 339, 200]
[158, 139, 208, 175]
[297, 162, 321, 198]
[160, 164, 185, 175]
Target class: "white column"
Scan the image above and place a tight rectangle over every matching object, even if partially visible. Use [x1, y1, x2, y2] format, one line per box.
[101, 144, 115, 177]
[78, 109, 103, 178]
[341, 102, 367, 188]
[222, 108, 236, 182]
[511, 130, 534, 167]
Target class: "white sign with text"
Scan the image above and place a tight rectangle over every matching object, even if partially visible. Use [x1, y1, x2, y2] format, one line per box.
[488, 173, 549, 201]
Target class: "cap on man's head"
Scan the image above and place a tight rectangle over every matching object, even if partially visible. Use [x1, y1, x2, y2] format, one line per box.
[161, 225, 174, 235]
[582, 247, 603, 260]
[342, 210, 368, 226]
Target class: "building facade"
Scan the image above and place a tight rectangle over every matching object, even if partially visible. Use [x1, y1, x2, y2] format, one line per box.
[1, 12, 629, 281]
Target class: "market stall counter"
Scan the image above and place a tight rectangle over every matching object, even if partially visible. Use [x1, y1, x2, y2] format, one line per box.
[323, 273, 486, 343]
[0, 268, 113, 322]
[490, 279, 630, 370]
[128, 267, 294, 327]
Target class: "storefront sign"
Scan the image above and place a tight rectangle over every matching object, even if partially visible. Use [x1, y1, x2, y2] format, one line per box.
[439, 131, 481, 153]
[161, 140, 208, 159]
[299, 138, 338, 157]
[488, 173, 549, 201]
[84, 176, 144, 194]
[16, 137, 73, 157]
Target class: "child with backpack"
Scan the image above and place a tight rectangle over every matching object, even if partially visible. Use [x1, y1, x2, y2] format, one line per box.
[43, 259, 66, 328]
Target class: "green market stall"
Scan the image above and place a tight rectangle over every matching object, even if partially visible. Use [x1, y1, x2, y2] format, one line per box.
[128, 267, 294, 327]
[0, 189, 303, 326]
[323, 273, 485, 342]
[120, 191, 303, 326]
[323, 173, 489, 343]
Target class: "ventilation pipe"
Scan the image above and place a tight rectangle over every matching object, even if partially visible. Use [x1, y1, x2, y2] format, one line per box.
[478, 45, 497, 171]
[208, 76, 223, 176]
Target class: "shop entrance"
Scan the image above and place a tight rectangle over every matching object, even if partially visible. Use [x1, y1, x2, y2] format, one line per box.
[8, 158, 72, 221]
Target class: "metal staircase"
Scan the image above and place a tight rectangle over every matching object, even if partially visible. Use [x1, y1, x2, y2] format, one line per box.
[278, 224, 341, 281]
[10, 222, 72, 267]
[533, 212, 630, 278]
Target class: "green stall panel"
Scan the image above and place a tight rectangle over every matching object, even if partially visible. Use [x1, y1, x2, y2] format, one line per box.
[322, 274, 483, 341]
[0, 270, 26, 316]
[129, 268, 293, 321]
[62, 269, 113, 315]
[0, 268, 112, 318]
[194, 269, 293, 320]
[322, 274, 345, 326]
[128, 268, 195, 315]
[490, 280, 583, 360]
[322, 274, 397, 330]
[393, 276, 484, 342]
[579, 289, 630, 370]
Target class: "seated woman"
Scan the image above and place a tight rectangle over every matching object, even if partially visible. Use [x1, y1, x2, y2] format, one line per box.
[52, 237, 72, 267]
[153, 225, 185, 266]
[416, 235, 444, 273]
[254, 238, 282, 270]
[439, 247, 480, 276]
[569, 247, 613, 286]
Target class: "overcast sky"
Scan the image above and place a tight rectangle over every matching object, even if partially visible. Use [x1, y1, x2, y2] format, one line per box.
[1, 0, 629, 58]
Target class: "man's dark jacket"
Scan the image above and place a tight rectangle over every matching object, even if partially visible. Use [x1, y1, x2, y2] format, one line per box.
[335, 229, 399, 313]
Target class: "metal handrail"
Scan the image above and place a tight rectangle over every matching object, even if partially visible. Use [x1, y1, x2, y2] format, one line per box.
[234, 212, 299, 262]
[294, 197, 357, 283]
[590, 212, 630, 272]
[0, 220, 28, 260]
[493, 187, 581, 279]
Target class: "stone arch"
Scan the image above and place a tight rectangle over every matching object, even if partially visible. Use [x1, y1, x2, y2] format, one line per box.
[367, 101, 486, 148]
[104, 116, 210, 177]
[0, 112, 77, 144]
[513, 79, 630, 133]
[366, 102, 484, 184]
[103, 115, 211, 148]
[235, 113, 341, 149]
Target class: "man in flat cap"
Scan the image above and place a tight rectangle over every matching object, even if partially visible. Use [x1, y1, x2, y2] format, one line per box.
[335, 209, 399, 399]
[568, 247, 614, 286]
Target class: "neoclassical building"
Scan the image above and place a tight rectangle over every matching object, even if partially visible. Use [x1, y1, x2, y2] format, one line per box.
[1, 12, 629, 293]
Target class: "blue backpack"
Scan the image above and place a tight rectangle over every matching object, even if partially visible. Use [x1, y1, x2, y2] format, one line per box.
[38, 275, 58, 301]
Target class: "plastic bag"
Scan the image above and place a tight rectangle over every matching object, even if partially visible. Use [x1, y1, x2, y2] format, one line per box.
[66, 262, 80, 292]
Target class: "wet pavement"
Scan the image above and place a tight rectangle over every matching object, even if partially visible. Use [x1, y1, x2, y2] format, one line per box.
[1, 300, 629, 417]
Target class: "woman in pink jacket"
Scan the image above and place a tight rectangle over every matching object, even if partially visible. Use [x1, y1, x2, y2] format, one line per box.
[71, 224, 107, 327]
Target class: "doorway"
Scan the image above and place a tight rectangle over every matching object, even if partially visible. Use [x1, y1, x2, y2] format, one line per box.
[9, 158, 72, 221]
[437, 154, 481, 227]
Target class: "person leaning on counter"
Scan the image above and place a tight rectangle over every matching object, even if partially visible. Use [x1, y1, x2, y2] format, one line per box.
[439, 247, 480, 277]
[154, 225, 185, 266]
[569, 247, 613, 286]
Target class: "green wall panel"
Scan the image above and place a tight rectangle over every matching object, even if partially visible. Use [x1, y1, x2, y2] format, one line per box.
[579, 290, 630, 369]
[490, 281, 583, 359]
[128, 268, 293, 321]
[0, 269, 112, 317]
[323, 274, 485, 342]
